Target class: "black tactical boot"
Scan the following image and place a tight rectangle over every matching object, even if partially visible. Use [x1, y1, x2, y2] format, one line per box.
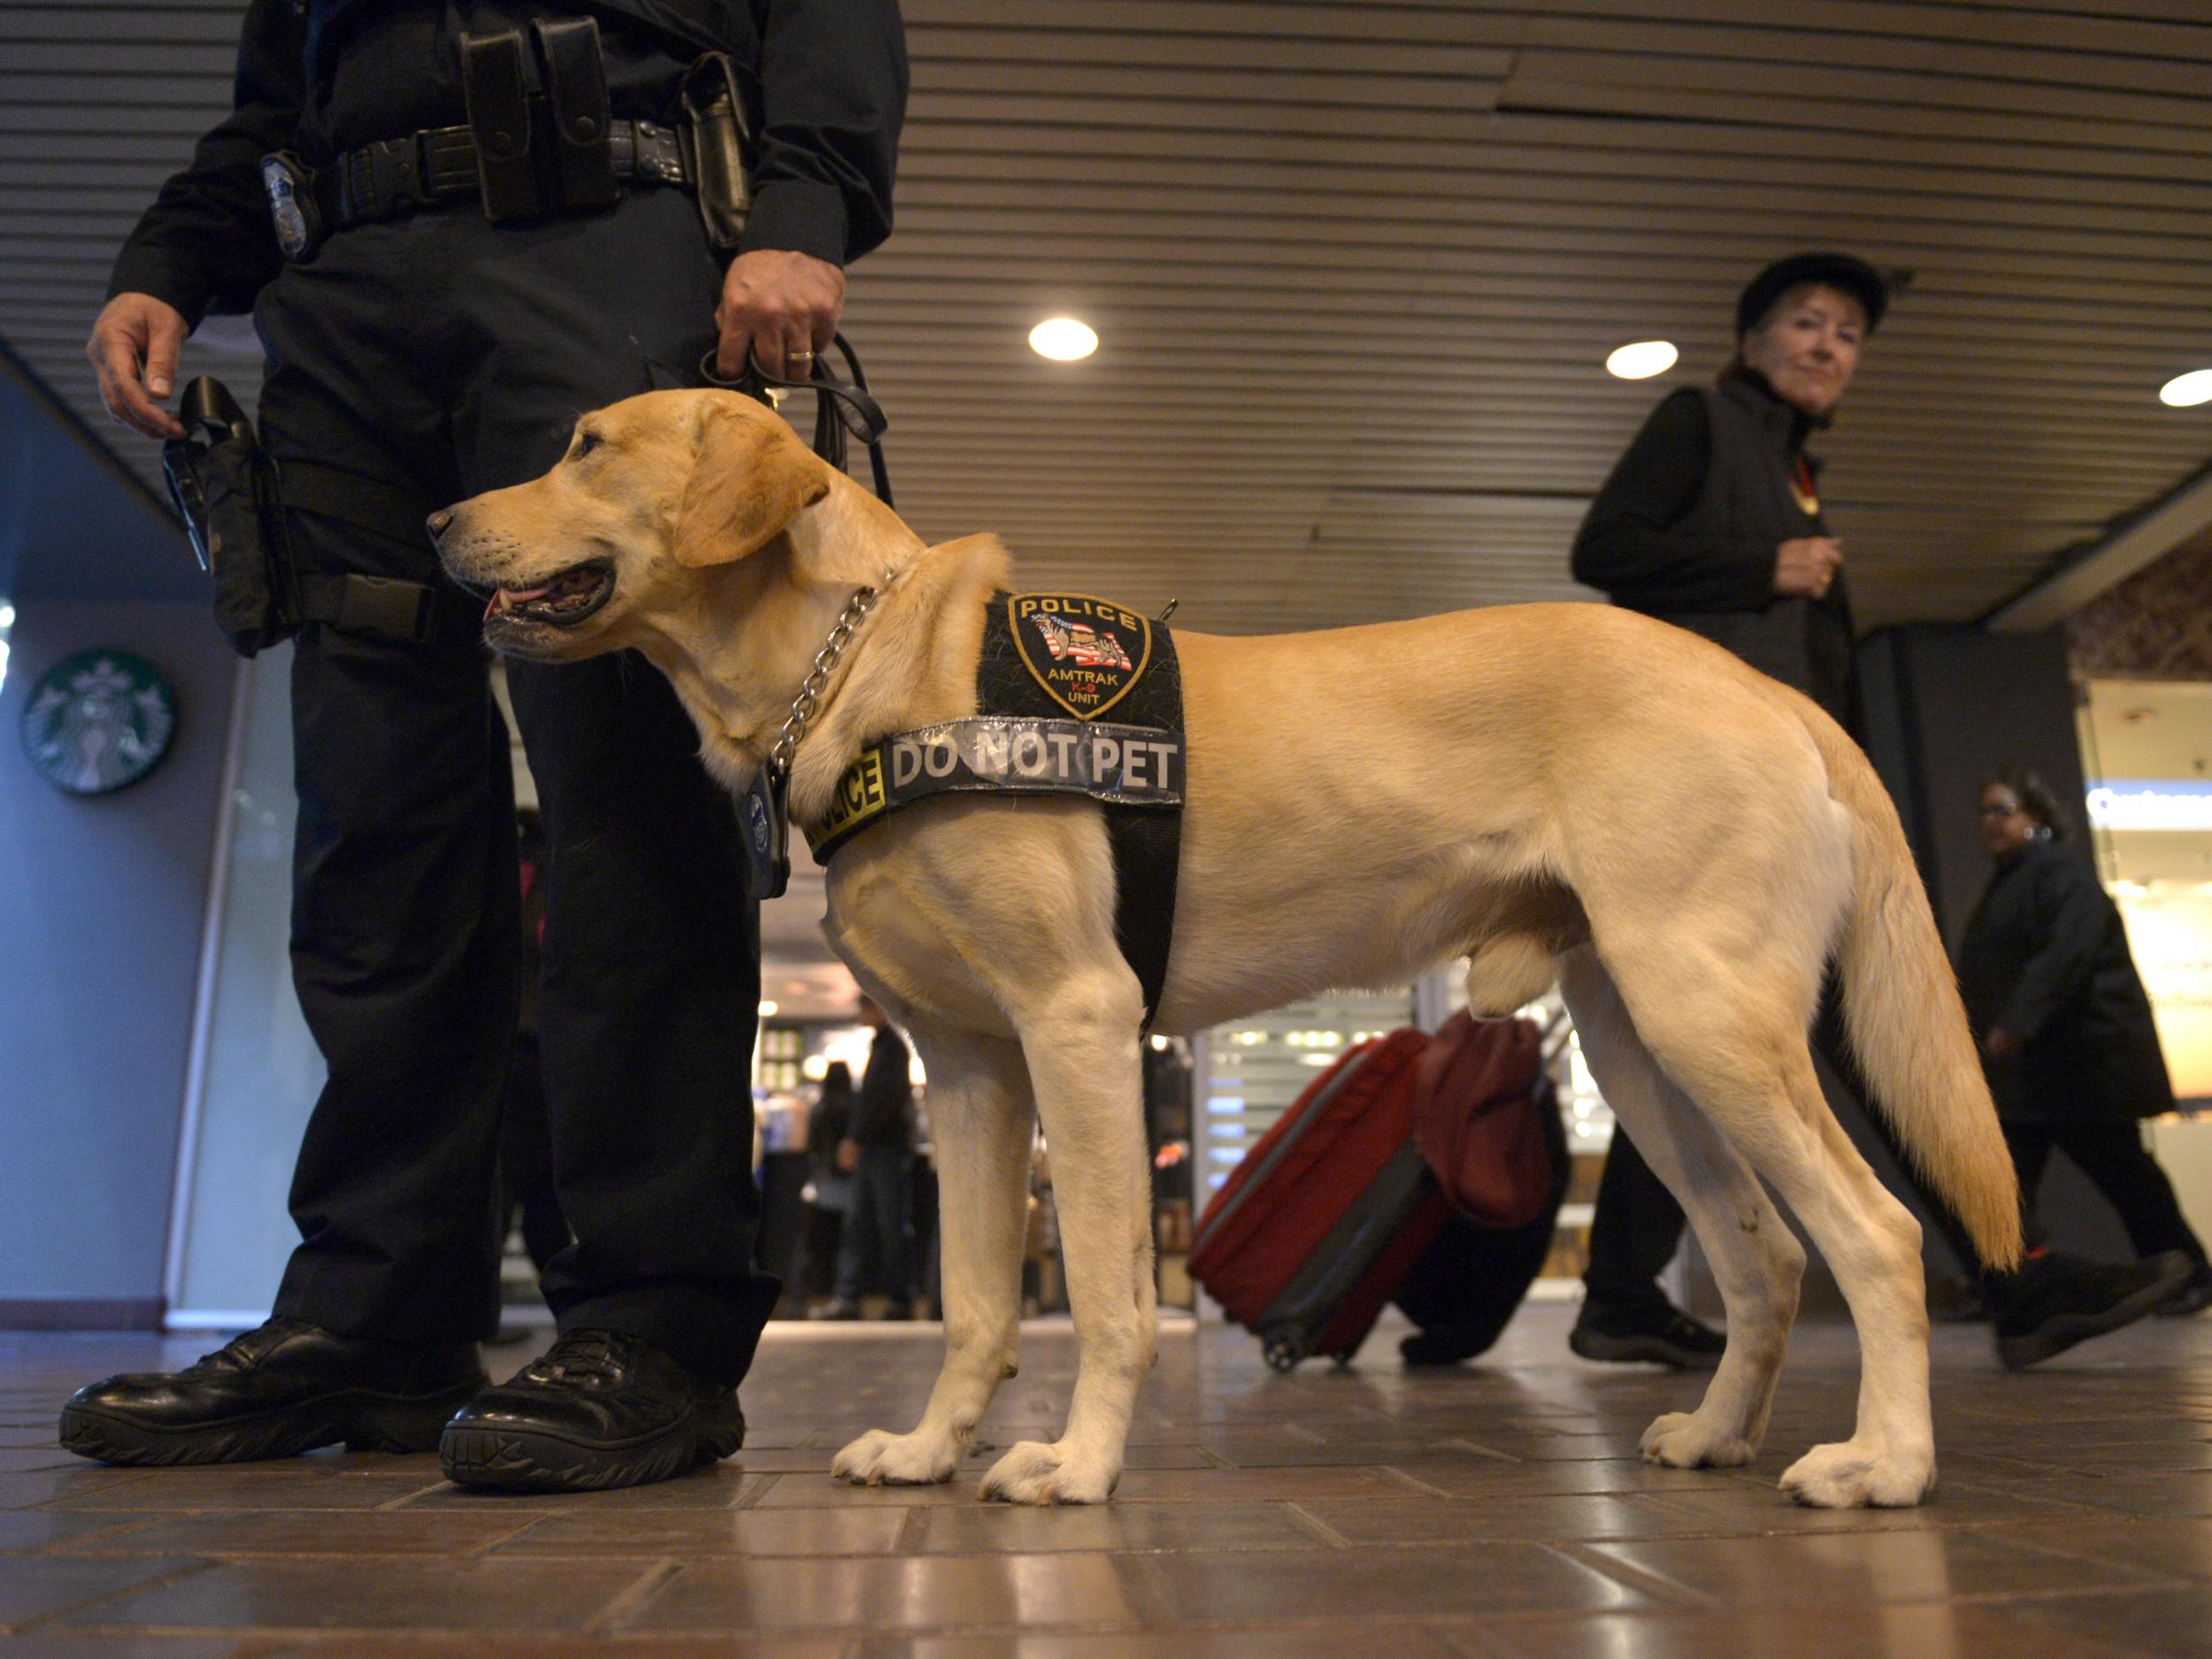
[1569, 1300, 1727, 1370]
[58, 1317, 487, 1466]
[439, 1329, 745, 1493]
[1993, 1250, 2193, 1369]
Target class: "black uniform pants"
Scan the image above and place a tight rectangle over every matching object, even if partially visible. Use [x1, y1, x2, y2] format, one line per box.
[255, 188, 778, 1381]
[1584, 989, 1999, 1317]
[2005, 1120, 2208, 1266]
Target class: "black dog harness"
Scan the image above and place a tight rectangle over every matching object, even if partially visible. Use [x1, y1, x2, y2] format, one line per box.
[803, 591, 1186, 1025]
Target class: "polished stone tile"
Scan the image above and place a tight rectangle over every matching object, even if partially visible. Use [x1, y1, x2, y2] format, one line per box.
[0, 1555, 203, 1632]
[1133, 1540, 1661, 1623]
[911, 1501, 1315, 1555]
[1391, 1457, 1746, 1499]
[617, 1552, 1146, 1633]
[65, 1559, 659, 1633]
[0, 1307, 2208, 1651]
[0, 1637, 254, 1658]
[1977, 1517, 2212, 1582]
[0, 1511, 158, 1553]
[1294, 1493, 1723, 1544]
[395, 1468, 766, 1512]
[492, 1507, 912, 1557]
[1983, 1585, 2212, 1657]
[45, 1468, 449, 1512]
[44, 1509, 543, 1558]
[1431, 1603, 2132, 1659]
[873, 1629, 1470, 1658]
[1581, 1525, 2176, 1608]
[248, 1640, 847, 1659]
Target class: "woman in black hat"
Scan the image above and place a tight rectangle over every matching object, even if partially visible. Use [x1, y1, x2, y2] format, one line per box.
[1563, 254, 2189, 1370]
[1572, 250, 1885, 727]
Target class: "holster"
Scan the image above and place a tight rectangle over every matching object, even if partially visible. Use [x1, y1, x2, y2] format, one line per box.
[680, 52, 752, 250]
[163, 379, 300, 657]
[163, 378, 478, 658]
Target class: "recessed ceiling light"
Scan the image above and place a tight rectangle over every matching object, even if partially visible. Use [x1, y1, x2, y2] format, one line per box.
[1029, 317, 1099, 362]
[2159, 369, 2212, 408]
[757, 1000, 779, 1018]
[1606, 340, 1678, 380]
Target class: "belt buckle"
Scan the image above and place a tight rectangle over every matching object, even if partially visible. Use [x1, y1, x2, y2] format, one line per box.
[261, 151, 319, 261]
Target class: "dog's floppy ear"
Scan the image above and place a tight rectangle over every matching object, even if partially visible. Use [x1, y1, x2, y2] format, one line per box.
[672, 396, 830, 569]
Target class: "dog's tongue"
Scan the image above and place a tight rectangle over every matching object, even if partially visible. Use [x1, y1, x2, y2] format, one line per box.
[485, 582, 554, 620]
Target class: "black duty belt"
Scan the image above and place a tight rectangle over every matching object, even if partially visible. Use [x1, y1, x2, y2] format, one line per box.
[303, 117, 691, 237]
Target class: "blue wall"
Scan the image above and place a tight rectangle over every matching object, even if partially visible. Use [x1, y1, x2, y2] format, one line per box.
[0, 359, 234, 1325]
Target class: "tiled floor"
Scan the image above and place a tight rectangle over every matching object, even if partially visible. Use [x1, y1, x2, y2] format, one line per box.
[4, 1303, 2210, 1656]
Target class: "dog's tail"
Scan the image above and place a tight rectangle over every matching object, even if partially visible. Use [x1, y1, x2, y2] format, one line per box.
[1803, 710, 2023, 1271]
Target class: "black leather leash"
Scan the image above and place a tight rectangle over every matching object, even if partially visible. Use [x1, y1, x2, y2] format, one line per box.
[699, 331, 892, 506]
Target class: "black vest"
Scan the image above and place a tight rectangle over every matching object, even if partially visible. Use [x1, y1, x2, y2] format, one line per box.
[1655, 377, 1857, 726]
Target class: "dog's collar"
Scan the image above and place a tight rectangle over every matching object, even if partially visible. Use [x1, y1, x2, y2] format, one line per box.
[738, 567, 903, 902]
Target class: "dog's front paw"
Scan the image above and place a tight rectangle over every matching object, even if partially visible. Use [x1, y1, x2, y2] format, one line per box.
[1779, 1439, 1932, 1509]
[1640, 1410, 1756, 1469]
[832, 1427, 959, 1486]
[978, 1440, 1118, 1505]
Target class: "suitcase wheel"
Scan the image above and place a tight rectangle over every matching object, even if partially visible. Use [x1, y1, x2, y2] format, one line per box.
[1262, 1332, 1307, 1372]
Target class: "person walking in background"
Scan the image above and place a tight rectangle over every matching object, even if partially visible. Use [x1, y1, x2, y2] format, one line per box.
[1961, 769, 2210, 1317]
[822, 1000, 918, 1320]
[800, 1062, 857, 1313]
[1568, 251, 2185, 1370]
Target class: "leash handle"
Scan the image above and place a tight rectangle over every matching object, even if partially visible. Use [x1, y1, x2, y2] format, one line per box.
[697, 330, 893, 507]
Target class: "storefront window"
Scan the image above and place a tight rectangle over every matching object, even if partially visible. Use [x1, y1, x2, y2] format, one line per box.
[2079, 679, 2212, 1105]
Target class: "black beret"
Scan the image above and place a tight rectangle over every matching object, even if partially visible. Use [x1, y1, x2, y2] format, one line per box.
[1736, 252, 1888, 336]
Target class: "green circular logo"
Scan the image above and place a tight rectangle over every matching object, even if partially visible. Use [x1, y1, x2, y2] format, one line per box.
[20, 649, 179, 795]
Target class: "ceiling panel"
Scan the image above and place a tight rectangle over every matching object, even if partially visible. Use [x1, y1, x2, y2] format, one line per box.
[2, 0, 2208, 645]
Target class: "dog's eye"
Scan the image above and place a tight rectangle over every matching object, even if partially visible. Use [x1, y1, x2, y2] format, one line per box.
[572, 429, 602, 459]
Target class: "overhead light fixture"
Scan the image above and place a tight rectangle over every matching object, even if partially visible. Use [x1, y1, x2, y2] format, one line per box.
[1029, 317, 1098, 362]
[2159, 369, 2212, 408]
[757, 1000, 779, 1018]
[1606, 340, 1678, 380]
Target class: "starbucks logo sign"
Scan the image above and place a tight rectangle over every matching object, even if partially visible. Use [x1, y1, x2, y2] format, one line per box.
[21, 650, 178, 795]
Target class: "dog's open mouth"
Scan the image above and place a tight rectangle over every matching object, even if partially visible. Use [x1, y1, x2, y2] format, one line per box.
[482, 560, 615, 628]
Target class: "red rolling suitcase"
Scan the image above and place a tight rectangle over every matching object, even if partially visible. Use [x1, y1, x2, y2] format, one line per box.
[1187, 1029, 1448, 1370]
[1189, 1015, 1563, 1371]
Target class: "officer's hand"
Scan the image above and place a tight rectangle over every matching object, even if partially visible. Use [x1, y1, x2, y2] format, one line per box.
[714, 249, 844, 382]
[88, 292, 189, 442]
[1774, 535, 1845, 599]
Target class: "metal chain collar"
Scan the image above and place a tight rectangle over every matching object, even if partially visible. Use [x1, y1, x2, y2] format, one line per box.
[768, 583, 882, 780]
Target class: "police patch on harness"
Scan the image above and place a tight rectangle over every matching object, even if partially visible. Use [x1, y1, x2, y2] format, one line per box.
[1008, 593, 1152, 719]
[805, 718, 1182, 862]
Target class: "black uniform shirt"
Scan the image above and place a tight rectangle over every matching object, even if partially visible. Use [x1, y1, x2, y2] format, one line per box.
[110, 0, 905, 326]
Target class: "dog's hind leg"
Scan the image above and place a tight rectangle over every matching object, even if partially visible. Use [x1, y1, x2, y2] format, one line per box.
[1599, 943, 1934, 1509]
[833, 1031, 1034, 1487]
[1559, 946, 1802, 1469]
[979, 970, 1153, 1505]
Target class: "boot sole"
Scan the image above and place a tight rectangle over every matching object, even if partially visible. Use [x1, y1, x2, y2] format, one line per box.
[1998, 1253, 2195, 1370]
[440, 1408, 746, 1494]
[57, 1379, 484, 1467]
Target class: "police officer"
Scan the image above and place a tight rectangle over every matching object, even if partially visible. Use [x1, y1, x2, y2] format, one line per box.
[64, 0, 905, 1492]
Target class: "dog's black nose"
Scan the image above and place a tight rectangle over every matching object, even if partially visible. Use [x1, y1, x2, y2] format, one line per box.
[425, 509, 453, 541]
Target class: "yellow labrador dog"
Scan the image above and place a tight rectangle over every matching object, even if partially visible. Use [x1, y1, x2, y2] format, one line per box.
[432, 388, 2020, 1509]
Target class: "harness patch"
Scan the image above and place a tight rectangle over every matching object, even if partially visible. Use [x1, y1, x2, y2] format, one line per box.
[803, 587, 1185, 1026]
[806, 718, 1183, 862]
[1008, 593, 1152, 719]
